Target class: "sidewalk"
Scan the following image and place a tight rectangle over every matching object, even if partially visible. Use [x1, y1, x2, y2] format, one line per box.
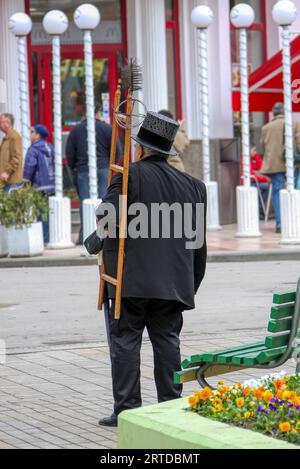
[1, 260, 299, 449]
[0, 339, 296, 449]
[1, 221, 300, 268]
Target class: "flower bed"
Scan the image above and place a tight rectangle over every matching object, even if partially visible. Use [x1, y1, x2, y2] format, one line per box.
[188, 372, 300, 446]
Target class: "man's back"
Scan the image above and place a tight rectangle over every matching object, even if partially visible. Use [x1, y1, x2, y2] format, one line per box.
[100, 155, 207, 310]
[66, 119, 121, 171]
[261, 115, 300, 174]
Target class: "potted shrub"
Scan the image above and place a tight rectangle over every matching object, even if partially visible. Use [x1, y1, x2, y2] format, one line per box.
[0, 185, 48, 257]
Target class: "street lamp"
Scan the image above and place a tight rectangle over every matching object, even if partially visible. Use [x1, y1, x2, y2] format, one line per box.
[272, 0, 300, 244]
[74, 3, 101, 244]
[8, 13, 32, 158]
[43, 10, 74, 249]
[191, 5, 221, 231]
[230, 4, 261, 238]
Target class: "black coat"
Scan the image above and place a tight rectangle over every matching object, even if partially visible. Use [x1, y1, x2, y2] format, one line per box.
[96, 154, 207, 310]
[66, 119, 122, 171]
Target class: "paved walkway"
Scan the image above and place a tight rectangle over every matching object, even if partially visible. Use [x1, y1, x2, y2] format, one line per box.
[0, 338, 297, 449]
[1, 261, 299, 449]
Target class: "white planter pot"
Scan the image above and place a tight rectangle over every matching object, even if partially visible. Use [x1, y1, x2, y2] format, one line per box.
[0, 225, 8, 258]
[7, 222, 44, 258]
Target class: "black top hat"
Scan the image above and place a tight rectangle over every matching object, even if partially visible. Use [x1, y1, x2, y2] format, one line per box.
[132, 112, 179, 156]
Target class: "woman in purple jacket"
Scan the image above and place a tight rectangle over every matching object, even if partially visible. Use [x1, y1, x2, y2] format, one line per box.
[23, 125, 55, 243]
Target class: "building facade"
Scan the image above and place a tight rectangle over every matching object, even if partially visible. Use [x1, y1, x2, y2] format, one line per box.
[0, 0, 299, 220]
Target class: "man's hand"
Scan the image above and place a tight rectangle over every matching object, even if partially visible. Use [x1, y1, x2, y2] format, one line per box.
[0, 172, 9, 182]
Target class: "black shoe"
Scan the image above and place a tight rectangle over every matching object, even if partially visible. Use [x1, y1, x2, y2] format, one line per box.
[98, 414, 118, 427]
[276, 227, 281, 234]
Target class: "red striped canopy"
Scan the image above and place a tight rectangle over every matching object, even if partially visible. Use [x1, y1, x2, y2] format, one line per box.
[232, 35, 300, 112]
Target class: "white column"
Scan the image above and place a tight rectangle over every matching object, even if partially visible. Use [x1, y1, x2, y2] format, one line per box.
[127, 0, 168, 112]
[17, 35, 31, 157]
[48, 34, 74, 250]
[52, 36, 63, 198]
[180, 0, 233, 139]
[83, 30, 98, 200]
[140, 0, 168, 111]
[0, 226, 8, 257]
[0, 0, 26, 132]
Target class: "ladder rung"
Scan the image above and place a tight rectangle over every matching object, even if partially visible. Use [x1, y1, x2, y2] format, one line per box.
[101, 273, 118, 286]
[111, 164, 124, 174]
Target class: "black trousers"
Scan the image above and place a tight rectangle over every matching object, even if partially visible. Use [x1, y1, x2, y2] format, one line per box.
[108, 298, 184, 415]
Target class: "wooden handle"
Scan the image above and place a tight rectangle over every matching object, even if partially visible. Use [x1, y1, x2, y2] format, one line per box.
[114, 92, 133, 319]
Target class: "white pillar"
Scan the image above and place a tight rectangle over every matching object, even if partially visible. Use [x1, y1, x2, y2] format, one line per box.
[0, 0, 25, 132]
[16, 35, 31, 158]
[47, 34, 74, 249]
[140, 0, 168, 111]
[127, 0, 168, 112]
[83, 30, 98, 200]
[231, 3, 261, 238]
[52, 35, 63, 198]
[82, 199, 100, 254]
[281, 25, 295, 192]
[48, 197, 74, 249]
[280, 190, 300, 244]
[0, 226, 8, 258]
[191, 6, 221, 231]
[180, 0, 233, 140]
[236, 186, 262, 237]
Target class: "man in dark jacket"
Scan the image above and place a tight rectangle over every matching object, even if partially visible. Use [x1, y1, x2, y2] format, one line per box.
[66, 104, 122, 244]
[23, 124, 55, 243]
[96, 112, 207, 427]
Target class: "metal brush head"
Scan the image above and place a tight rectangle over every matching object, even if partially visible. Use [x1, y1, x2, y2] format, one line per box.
[121, 58, 143, 92]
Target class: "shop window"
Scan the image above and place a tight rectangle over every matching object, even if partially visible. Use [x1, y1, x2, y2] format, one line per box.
[165, 0, 182, 120]
[29, 0, 122, 45]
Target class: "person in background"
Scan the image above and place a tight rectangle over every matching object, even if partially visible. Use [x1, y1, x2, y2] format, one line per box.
[158, 110, 190, 173]
[260, 102, 300, 233]
[66, 103, 122, 245]
[0, 113, 22, 192]
[23, 125, 55, 244]
[249, 145, 271, 220]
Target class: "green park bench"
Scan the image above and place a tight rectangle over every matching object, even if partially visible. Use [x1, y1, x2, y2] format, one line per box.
[174, 279, 300, 389]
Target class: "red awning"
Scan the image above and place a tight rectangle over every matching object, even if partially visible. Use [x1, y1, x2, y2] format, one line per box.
[232, 35, 300, 112]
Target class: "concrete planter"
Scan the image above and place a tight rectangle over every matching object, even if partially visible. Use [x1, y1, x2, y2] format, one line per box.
[7, 222, 44, 258]
[0, 225, 8, 257]
[118, 398, 297, 449]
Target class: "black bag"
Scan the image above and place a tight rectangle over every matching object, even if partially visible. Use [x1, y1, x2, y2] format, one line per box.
[84, 230, 103, 255]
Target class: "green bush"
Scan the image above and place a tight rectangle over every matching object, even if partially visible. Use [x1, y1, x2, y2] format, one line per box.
[0, 185, 49, 229]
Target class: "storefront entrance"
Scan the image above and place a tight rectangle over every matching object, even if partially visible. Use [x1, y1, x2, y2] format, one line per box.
[31, 47, 118, 135]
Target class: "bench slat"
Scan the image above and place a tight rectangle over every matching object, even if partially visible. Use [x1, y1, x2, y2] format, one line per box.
[273, 291, 296, 305]
[257, 344, 300, 364]
[216, 344, 266, 365]
[181, 341, 264, 369]
[265, 332, 300, 348]
[173, 367, 200, 385]
[271, 303, 295, 319]
[230, 345, 268, 365]
[267, 318, 292, 333]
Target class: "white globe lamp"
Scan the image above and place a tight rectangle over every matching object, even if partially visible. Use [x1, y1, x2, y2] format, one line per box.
[8, 12, 32, 36]
[230, 3, 255, 28]
[74, 3, 101, 30]
[272, 0, 297, 26]
[191, 5, 214, 28]
[43, 10, 69, 35]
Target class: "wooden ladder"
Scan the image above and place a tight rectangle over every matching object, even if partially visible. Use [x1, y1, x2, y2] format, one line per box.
[98, 81, 134, 319]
